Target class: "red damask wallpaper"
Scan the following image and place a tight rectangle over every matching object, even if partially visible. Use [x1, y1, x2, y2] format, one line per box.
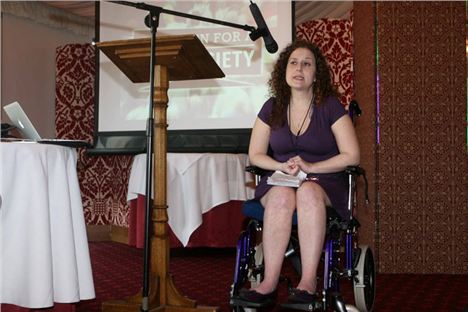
[296, 18, 354, 107]
[55, 44, 133, 226]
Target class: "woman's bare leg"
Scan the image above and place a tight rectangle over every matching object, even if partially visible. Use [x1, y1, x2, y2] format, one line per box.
[253, 186, 296, 294]
[295, 182, 328, 293]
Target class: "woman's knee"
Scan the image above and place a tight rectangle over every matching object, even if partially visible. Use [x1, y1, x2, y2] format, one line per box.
[296, 182, 328, 209]
[262, 187, 296, 213]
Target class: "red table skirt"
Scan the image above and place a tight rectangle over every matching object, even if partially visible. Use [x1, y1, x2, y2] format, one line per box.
[0, 303, 75, 312]
[128, 195, 247, 248]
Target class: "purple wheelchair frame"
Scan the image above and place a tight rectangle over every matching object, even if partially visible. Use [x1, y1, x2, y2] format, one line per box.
[230, 166, 372, 312]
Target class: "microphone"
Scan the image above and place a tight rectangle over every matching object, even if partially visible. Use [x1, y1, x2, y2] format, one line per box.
[248, 1, 278, 54]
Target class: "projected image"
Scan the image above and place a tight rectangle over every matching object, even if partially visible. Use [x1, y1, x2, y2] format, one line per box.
[99, 0, 292, 132]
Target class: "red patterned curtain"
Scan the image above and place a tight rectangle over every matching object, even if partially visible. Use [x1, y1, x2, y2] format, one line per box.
[296, 18, 354, 107]
[55, 44, 132, 225]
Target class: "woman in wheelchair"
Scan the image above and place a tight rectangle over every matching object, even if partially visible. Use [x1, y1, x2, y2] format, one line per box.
[238, 40, 360, 307]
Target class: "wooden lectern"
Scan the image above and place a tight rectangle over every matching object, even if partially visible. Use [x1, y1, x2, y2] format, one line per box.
[97, 35, 224, 312]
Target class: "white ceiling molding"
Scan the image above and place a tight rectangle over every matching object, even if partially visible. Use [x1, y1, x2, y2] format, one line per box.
[1, 1, 94, 37]
[43, 1, 95, 19]
[295, 1, 353, 25]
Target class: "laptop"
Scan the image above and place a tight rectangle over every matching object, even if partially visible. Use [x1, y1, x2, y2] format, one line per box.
[3, 101, 92, 148]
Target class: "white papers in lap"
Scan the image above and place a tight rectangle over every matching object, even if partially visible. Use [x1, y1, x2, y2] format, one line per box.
[267, 170, 308, 188]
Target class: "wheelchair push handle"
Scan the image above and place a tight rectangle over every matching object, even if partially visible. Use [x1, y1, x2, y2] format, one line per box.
[346, 165, 370, 204]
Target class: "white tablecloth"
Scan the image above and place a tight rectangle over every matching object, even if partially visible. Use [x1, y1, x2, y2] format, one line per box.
[0, 142, 95, 308]
[127, 153, 254, 246]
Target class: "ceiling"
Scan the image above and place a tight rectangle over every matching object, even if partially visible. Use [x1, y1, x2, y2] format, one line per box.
[43, 1, 95, 19]
[42, 1, 352, 23]
[41, 1, 468, 26]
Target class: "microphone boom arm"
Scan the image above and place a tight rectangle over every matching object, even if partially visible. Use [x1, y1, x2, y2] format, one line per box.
[110, 1, 256, 33]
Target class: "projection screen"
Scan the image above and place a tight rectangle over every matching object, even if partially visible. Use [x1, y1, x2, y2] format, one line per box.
[94, 1, 293, 153]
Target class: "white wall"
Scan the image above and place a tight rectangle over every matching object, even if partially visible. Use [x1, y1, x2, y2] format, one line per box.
[1, 10, 92, 138]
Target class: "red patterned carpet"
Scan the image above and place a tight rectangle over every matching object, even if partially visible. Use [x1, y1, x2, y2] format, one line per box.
[76, 242, 467, 312]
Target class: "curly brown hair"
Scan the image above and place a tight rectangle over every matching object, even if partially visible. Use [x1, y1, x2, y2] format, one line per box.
[268, 40, 338, 128]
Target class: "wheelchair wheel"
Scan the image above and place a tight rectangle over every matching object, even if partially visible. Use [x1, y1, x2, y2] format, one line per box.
[344, 304, 360, 312]
[353, 245, 375, 312]
[232, 307, 257, 312]
[250, 243, 264, 288]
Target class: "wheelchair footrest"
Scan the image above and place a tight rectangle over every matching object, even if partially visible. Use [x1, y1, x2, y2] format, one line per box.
[230, 296, 275, 308]
[280, 301, 322, 311]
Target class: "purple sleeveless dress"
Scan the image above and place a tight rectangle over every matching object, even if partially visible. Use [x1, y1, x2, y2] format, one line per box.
[254, 96, 350, 219]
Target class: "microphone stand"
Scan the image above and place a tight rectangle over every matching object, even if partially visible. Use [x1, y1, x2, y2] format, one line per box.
[109, 2, 261, 311]
[142, 8, 158, 312]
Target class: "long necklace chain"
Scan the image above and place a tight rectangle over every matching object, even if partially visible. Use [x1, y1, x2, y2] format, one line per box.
[288, 97, 314, 152]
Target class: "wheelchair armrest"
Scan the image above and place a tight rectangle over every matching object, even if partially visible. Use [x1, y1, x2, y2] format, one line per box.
[245, 165, 267, 176]
[246, 165, 370, 204]
[345, 165, 365, 176]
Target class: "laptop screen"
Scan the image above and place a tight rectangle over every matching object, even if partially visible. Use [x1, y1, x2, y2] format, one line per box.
[3, 101, 41, 140]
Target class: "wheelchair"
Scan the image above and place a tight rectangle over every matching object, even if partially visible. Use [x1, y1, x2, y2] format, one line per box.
[229, 165, 375, 312]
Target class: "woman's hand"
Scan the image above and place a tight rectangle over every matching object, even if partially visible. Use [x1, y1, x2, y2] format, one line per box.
[290, 155, 313, 174]
[280, 158, 300, 175]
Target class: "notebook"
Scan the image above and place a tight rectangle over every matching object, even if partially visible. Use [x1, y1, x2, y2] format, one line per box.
[3, 101, 92, 148]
